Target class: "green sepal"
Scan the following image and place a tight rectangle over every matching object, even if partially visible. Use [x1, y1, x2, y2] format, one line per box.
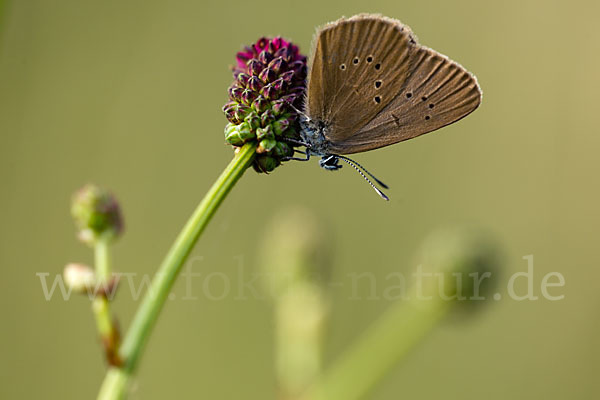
[258, 138, 277, 153]
[224, 124, 244, 146]
[244, 112, 261, 131]
[272, 141, 293, 158]
[253, 155, 278, 173]
[257, 125, 274, 141]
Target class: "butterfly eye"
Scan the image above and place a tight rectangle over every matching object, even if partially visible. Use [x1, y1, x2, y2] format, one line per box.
[375, 80, 382, 89]
[340, 64, 346, 70]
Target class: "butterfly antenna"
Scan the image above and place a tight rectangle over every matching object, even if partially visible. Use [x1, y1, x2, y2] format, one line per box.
[336, 155, 389, 189]
[337, 157, 389, 201]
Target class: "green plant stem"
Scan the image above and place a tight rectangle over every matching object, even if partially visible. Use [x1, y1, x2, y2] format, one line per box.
[302, 291, 451, 400]
[95, 238, 111, 281]
[97, 142, 257, 400]
[93, 237, 119, 364]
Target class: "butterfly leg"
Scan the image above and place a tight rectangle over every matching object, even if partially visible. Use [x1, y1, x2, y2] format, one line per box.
[281, 137, 311, 148]
[281, 151, 311, 162]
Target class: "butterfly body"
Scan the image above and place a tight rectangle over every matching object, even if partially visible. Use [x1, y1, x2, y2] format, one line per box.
[299, 118, 331, 157]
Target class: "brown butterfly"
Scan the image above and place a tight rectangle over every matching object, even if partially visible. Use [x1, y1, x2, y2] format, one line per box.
[286, 14, 482, 200]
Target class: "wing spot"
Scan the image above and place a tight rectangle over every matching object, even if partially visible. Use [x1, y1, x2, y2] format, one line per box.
[374, 96, 381, 104]
[366, 55, 373, 63]
[421, 96, 427, 101]
[429, 103, 435, 109]
[375, 63, 381, 70]
[353, 57, 360, 65]
[425, 115, 431, 120]
[406, 92, 412, 98]
[340, 64, 346, 70]
[375, 80, 382, 89]
[391, 114, 401, 127]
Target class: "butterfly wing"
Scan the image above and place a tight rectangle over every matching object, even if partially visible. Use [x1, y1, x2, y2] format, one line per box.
[327, 45, 482, 154]
[305, 14, 416, 137]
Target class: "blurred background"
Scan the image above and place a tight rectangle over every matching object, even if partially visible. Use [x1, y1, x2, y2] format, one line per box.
[1, 0, 599, 398]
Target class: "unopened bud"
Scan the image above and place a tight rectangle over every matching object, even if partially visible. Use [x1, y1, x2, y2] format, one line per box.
[71, 184, 123, 245]
[64, 263, 96, 293]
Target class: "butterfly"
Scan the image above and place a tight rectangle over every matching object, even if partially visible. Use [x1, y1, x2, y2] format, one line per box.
[284, 14, 482, 200]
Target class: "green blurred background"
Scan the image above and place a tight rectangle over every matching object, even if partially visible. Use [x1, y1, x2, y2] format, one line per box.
[1, 0, 599, 398]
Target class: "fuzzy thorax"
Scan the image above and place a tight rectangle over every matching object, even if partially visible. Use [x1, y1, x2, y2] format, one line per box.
[299, 118, 331, 156]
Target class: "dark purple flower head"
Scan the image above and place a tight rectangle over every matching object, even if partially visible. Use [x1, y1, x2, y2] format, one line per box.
[223, 36, 307, 173]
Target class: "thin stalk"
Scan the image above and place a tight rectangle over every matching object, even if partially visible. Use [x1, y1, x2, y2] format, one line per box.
[95, 239, 111, 281]
[97, 142, 257, 400]
[302, 290, 451, 400]
[93, 236, 120, 365]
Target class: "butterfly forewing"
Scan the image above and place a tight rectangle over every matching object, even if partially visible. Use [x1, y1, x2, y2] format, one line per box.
[328, 46, 482, 154]
[306, 14, 417, 137]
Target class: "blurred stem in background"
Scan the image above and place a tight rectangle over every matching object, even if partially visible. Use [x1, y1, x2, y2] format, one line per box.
[301, 228, 501, 400]
[97, 142, 257, 400]
[92, 237, 121, 366]
[260, 208, 332, 399]
[69, 184, 125, 366]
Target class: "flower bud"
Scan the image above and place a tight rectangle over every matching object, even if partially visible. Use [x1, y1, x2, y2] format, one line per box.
[236, 72, 250, 87]
[241, 89, 257, 105]
[258, 67, 277, 84]
[71, 184, 123, 245]
[260, 110, 276, 128]
[271, 100, 288, 116]
[274, 47, 291, 62]
[257, 138, 277, 154]
[244, 112, 261, 131]
[64, 263, 97, 293]
[272, 141, 293, 158]
[228, 86, 244, 102]
[261, 83, 278, 100]
[224, 123, 244, 146]
[271, 117, 288, 135]
[255, 37, 269, 51]
[268, 56, 288, 74]
[280, 70, 295, 83]
[251, 96, 269, 113]
[258, 50, 273, 65]
[271, 77, 286, 93]
[247, 75, 264, 92]
[246, 59, 265, 75]
[256, 125, 274, 141]
[236, 50, 252, 69]
[418, 227, 502, 310]
[253, 155, 279, 173]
